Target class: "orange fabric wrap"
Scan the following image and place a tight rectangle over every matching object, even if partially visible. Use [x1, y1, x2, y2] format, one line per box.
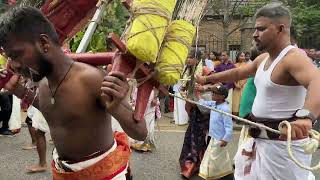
[52, 132, 131, 180]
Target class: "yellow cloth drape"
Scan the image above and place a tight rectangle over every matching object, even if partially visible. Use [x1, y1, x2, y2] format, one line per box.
[126, 0, 177, 63]
[0, 54, 7, 68]
[156, 20, 196, 85]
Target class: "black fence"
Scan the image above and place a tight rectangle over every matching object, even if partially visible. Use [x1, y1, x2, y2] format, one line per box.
[198, 39, 241, 53]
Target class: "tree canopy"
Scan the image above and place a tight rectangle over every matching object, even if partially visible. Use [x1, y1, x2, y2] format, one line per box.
[205, 0, 320, 49]
[69, 0, 128, 52]
[1, 0, 319, 50]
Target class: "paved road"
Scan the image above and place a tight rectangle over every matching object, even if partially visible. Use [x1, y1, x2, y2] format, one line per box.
[0, 127, 319, 180]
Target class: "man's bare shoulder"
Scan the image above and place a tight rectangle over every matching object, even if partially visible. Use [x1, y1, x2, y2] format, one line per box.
[284, 48, 320, 75]
[74, 62, 105, 84]
[285, 48, 312, 63]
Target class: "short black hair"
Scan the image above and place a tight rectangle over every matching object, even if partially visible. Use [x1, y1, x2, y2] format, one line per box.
[0, 6, 59, 46]
[255, 3, 292, 26]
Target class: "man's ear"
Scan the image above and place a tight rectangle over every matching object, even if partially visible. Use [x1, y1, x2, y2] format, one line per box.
[279, 24, 285, 33]
[38, 34, 50, 53]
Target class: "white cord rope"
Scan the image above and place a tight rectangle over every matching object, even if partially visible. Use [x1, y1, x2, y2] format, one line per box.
[279, 121, 320, 171]
[169, 92, 320, 172]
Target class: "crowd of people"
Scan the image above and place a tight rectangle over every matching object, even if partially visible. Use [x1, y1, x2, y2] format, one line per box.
[169, 3, 320, 180]
[0, 2, 319, 180]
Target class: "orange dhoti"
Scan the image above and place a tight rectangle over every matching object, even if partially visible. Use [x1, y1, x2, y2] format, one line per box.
[52, 132, 131, 180]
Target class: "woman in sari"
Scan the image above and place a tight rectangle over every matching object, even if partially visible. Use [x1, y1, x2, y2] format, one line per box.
[232, 52, 248, 116]
[179, 50, 210, 179]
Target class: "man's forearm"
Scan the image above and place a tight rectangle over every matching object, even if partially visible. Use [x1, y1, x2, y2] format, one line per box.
[11, 84, 39, 108]
[207, 68, 247, 84]
[110, 101, 147, 140]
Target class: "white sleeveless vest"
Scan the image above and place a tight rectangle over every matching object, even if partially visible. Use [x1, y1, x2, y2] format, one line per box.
[252, 45, 307, 119]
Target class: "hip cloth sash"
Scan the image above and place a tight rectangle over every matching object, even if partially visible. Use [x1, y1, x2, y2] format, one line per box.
[52, 132, 130, 180]
[248, 114, 299, 140]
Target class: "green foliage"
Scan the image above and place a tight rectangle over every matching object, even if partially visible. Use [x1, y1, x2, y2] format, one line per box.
[234, 0, 320, 48]
[69, 0, 128, 52]
[288, 1, 320, 48]
[238, 0, 272, 17]
[0, 1, 10, 13]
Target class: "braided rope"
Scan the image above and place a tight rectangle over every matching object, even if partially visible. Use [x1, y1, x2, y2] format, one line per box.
[156, 25, 195, 77]
[126, 1, 172, 48]
[169, 92, 320, 172]
[279, 121, 320, 171]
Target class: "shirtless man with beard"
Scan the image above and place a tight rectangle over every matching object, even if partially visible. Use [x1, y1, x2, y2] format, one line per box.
[0, 6, 147, 179]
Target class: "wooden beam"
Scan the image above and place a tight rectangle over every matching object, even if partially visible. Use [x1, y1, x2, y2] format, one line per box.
[108, 33, 127, 53]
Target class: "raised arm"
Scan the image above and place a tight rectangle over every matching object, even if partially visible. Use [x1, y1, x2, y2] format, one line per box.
[197, 53, 269, 85]
[0, 70, 39, 108]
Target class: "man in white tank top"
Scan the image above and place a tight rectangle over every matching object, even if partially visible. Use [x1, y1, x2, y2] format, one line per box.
[196, 3, 320, 180]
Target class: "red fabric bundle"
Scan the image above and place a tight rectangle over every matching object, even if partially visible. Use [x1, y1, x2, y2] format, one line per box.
[41, 0, 98, 43]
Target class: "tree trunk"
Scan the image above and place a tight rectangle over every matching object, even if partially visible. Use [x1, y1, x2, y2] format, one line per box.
[222, 0, 230, 51]
[222, 23, 229, 51]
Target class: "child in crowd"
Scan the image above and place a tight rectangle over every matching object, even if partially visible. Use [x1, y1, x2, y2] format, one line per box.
[198, 84, 234, 180]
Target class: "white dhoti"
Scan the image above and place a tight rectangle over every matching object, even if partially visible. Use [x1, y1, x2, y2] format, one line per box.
[238, 125, 250, 149]
[8, 95, 21, 131]
[199, 138, 233, 180]
[141, 108, 156, 144]
[234, 138, 315, 180]
[32, 110, 49, 133]
[173, 92, 188, 125]
[28, 106, 49, 133]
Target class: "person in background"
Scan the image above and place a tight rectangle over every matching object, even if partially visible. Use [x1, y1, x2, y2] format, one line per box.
[198, 84, 233, 180]
[245, 52, 251, 63]
[232, 52, 248, 116]
[0, 54, 14, 136]
[308, 48, 317, 61]
[26, 105, 50, 173]
[131, 89, 160, 152]
[214, 51, 236, 110]
[315, 51, 320, 68]
[0, 91, 13, 135]
[22, 80, 38, 150]
[212, 51, 221, 67]
[204, 52, 215, 71]
[179, 50, 210, 179]
[309, 49, 320, 68]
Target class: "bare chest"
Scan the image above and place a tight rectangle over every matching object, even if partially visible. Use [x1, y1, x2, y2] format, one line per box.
[37, 83, 99, 127]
